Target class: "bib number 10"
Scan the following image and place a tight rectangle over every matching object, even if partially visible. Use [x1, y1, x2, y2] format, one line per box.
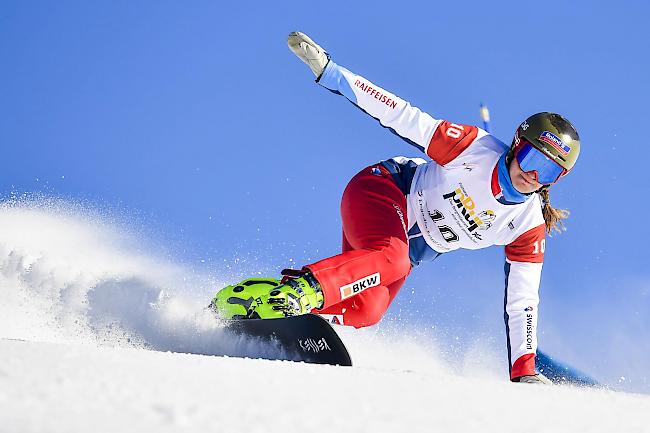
[533, 239, 546, 254]
[429, 209, 459, 243]
[445, 123, 465, 139]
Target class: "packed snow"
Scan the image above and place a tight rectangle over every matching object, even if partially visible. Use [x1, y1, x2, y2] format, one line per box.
[1, 199, 649, 433]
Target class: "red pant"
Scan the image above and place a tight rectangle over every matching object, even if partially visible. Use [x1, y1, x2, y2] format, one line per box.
[306, 164, 411, 328]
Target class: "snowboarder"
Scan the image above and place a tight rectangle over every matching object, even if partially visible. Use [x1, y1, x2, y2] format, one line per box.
[211, 32, 581, 384]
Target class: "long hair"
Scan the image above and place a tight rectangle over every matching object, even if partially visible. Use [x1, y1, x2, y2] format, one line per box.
[539, 188, 569, 234]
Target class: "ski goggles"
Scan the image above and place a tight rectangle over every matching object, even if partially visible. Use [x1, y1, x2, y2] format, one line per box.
[515, 140, 567, 185]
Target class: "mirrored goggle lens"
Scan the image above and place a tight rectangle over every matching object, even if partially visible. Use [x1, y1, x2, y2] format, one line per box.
[516, 142, 565, 185]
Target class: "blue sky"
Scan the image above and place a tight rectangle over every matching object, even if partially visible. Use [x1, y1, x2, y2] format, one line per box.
[2, 1, 649, 390]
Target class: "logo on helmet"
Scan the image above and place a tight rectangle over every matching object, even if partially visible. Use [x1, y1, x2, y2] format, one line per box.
[539, 131, 571, 155]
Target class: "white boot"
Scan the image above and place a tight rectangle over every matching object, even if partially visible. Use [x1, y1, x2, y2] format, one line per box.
[287, 31, 330, 78]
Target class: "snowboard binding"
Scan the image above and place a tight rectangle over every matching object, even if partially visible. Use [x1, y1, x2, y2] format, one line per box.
[209, 278, 281, 320]
[210, 270, 324, 320]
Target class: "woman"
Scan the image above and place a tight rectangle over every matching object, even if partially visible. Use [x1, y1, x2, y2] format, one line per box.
[211, 32, 581, 384]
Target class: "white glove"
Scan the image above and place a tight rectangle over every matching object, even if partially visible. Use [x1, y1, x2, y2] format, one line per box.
[516, 374, 553, 385]
[287, 31, 330, 78]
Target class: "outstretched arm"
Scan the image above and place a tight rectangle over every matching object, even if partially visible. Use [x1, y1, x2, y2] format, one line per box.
[317, 60, 445, 154]
[288, 32, 479, 165]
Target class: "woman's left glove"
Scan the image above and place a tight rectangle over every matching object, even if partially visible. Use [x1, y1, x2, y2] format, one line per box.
[287, 31, 330, 79]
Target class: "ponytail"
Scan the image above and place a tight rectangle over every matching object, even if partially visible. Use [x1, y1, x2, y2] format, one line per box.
[539, 188, 569, 235]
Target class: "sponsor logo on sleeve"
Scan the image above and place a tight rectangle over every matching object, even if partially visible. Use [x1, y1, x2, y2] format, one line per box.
[526, 313, 534, 350]
[339, 273, 381, 300]
[539, 131, 571, 155]
[353, 79, 398, 109]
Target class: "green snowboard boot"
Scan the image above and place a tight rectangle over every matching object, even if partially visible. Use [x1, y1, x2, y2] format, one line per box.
[210, 272, 324, 320]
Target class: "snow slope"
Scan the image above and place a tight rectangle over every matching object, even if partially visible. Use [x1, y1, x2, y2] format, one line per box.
[1, 200, 649, 433]
[3, 338, 649, 433]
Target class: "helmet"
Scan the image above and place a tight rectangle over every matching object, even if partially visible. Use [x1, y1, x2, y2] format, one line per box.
[510, 112, 581, 175]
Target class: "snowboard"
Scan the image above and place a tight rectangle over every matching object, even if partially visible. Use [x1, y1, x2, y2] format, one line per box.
[536, 350, 599, 386]
[225, 314, 352, 366]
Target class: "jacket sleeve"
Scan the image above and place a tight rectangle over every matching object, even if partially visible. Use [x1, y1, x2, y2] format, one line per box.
[317, 60, 479, 165]
[503, 224, 545, 380]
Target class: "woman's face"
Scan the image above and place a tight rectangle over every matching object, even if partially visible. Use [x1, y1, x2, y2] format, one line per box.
[509, 157, 543, 194]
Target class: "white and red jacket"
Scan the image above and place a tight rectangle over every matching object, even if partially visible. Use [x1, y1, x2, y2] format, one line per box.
[317, 60, 545, 379]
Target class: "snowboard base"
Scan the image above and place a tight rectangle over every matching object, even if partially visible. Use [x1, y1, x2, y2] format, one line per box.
[225, 314, 352, 366]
